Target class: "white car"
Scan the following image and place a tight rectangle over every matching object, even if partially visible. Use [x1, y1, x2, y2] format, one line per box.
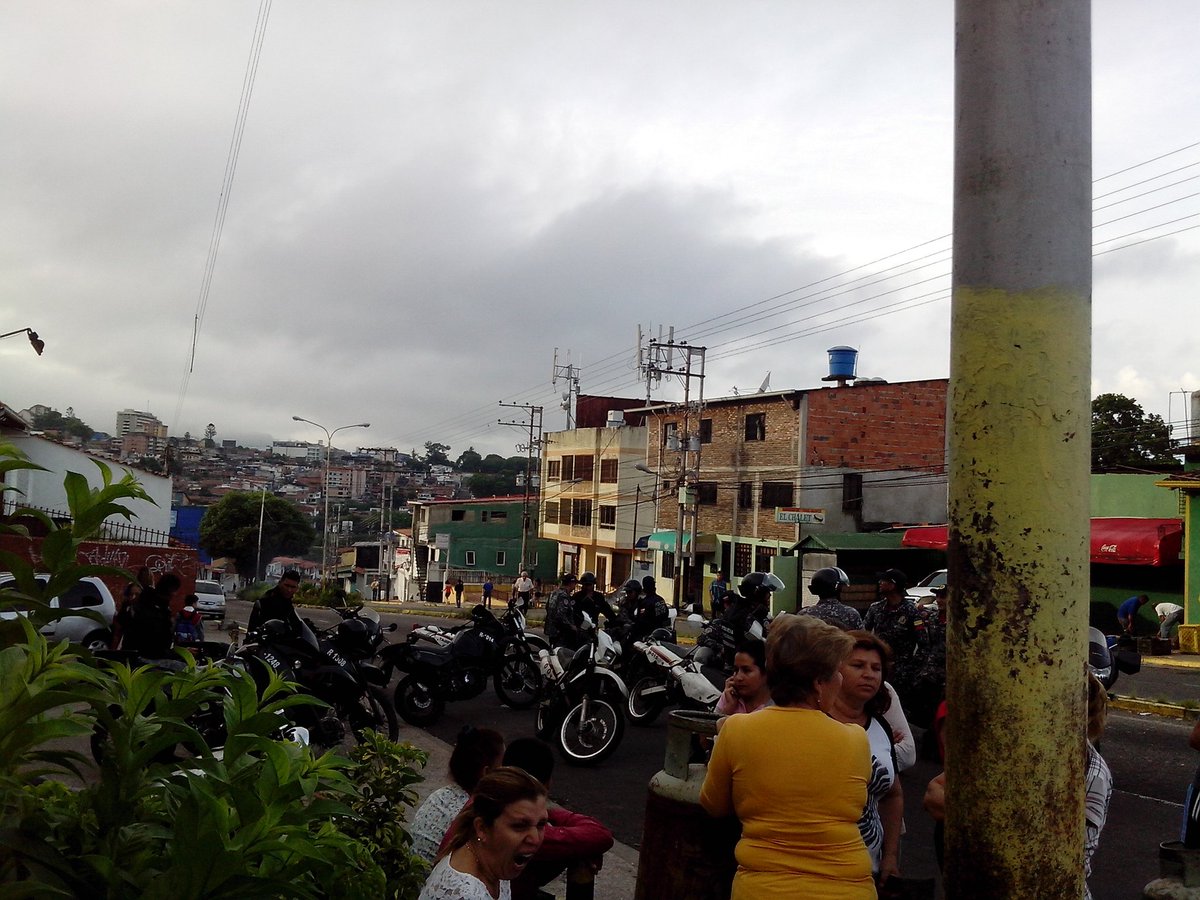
[0, 572, 117, 650]
[192, 579, 226, 621]
[907, 568, 947, 607]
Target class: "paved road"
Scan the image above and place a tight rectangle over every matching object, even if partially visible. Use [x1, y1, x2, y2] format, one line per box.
[231, 601, 1198, 898]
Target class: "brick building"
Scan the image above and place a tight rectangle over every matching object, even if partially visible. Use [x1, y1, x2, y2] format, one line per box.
[630, 378, 948, 610]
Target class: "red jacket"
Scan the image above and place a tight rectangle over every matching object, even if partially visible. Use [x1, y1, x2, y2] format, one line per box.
[436, 806, 613, 861]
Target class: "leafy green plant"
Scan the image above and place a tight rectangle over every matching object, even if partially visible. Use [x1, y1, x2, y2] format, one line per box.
[337, 732, 430, 899]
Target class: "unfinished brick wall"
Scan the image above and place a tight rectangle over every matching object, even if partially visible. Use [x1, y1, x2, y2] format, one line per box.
[804, 380, 947, 470]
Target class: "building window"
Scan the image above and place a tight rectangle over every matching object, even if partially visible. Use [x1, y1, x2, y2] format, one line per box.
[737, 482, 753, 509]
[661, 550, 675, 579]
[570, 498, 593, 527]
[699, 418, 713, 444]
[574, 454, 595, 483]
[496, 551, 506, 567]
[481, 511, 488, 522]
[761, 481, 794, 509]
[544, 500, 559, 525]
[464, 550, 476, 566]
[744, 412, 766, 442]
[599, 504, 617, 529]
[755, 544, 777, 572]
[490, 510, 507, 521]
[561, 456, 575, 481]
[451, 509, 466, 521]
[600, 458, 619, 483]
[843, 472, 863, 513]
[697, 482, 718, 505]
[548, 459, 562, 481]
[663, 422, 678, 448]
[733, 543, 752, 577]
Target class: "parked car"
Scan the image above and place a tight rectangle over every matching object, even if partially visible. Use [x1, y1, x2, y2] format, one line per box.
[192, 579, 226, 621]
[907, 568, 947, 607]
[0, 572, 117, 650]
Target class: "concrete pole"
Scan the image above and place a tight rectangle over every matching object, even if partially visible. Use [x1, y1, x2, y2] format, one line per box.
[946, 2, 1091, 897]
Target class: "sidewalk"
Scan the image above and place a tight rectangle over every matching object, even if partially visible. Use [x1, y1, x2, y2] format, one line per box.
[402, 727, 640, 900]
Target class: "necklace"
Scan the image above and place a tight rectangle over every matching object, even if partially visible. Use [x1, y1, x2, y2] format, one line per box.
[465, 840, 501, 898]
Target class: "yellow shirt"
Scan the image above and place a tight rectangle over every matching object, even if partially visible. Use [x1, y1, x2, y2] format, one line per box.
[700, 705, 876, 900]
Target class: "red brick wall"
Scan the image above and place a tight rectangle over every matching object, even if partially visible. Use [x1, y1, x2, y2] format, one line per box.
[804, 380, 947, 470]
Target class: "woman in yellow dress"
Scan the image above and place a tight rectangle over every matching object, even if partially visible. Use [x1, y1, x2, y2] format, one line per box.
[700, 613, 876, 899]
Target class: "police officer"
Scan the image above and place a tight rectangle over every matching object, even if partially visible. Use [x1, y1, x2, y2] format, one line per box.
[863, 568, 928, 700]
[544, 572, 582, 649]
[799, 566, 862, 631]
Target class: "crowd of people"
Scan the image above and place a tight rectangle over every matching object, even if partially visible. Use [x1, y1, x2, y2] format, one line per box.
[111, 566, 215, 659]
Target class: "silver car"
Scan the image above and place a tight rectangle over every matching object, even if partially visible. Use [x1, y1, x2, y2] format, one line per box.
[0, 572, 117, 650]
[192, 579, 226, 621]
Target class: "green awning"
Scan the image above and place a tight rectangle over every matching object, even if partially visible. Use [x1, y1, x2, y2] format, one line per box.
[791, 532, 907, 552]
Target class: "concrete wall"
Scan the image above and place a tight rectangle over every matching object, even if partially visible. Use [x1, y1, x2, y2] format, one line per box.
[1090, 473, 1181, 518]
[5, 434, 171, 533]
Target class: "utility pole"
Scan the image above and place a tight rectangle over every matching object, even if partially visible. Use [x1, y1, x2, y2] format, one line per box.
[499, 402, 544, 575]
[638, 332, 706, 612]
[361, 447, 397, 600]
[946, 2, 1091, 897]
[552, 349, 582, 428]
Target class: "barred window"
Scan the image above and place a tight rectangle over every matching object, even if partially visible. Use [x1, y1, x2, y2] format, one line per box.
[544, 500, 560, 525]
[570, 499, 593, 527]
[733, 543, 752, 577]
[761, 481, 794, 508]
[755, 545, 777, 572]
[547, 459, 561, 481]
[600, 458, 619, 483]
[737, 482, 753, 509]
[599, 505, 617, 529]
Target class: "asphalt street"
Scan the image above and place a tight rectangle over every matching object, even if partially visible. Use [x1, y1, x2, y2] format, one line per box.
[229, 600, 1198, 898]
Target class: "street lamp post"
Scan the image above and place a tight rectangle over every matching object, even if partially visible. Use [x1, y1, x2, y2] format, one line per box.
[0, 327, 45, 356]
[292, 416, 370, 584]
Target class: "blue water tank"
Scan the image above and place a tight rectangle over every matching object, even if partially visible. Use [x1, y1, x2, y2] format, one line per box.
[826, 346, 859, 380]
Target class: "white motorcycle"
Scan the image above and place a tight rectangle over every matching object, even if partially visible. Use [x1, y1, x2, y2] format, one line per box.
[626, 627, 723, 725]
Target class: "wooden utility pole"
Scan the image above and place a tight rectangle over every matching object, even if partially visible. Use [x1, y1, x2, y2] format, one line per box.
[946, 1, 1092, 896]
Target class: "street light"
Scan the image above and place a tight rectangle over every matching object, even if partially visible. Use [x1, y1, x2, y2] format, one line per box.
[0, 327, 45, 356]
[292, 416, 370, 583]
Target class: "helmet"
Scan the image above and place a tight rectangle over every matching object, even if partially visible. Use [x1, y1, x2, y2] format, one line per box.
[877, 568, 908, 592]
[739, 571, 785, 600]
[335, 617, 370, 652]
[641, 575, 656, 592]
[623, 579, 642, 594]
[559, 572, 577, 584]
[579, 571, 597, 586]
[809, 567, 850, 600]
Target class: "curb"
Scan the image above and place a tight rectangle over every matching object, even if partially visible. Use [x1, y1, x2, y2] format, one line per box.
[1140, 654, 1200, 671]
[1109, 695, 1200, 721]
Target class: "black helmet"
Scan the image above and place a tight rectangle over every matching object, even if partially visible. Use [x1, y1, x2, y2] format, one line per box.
[559, 571, 577, 585]
[809, 567, 850, 600]
[739, 571, 785, 601]
[623, 579, 641, 594]
[335, 617, 370, 652]
[877, 568, 908, 592]
[641, 575, 656, 592]
[579, 571, 597, 586]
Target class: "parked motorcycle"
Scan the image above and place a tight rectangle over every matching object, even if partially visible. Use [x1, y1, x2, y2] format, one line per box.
[535, 620, 629, 766]
[625, 628, 723, 725]
[383, 604, 542, 726]
[232, 605, 399, 749]
[1088, 625, 1141, 690]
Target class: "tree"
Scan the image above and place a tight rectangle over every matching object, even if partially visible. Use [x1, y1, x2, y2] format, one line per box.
[455, 447, 482, 471]
[1091, 393, 1178, 471]
[467, 472, 516, 498]
[423, 441, 451, 466]
[204, 422, 217, 448]
[198, 491, 315, 581]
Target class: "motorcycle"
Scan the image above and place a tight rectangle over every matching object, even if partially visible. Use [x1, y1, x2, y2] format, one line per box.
[535, 619, 629, 766]
[232, 605, 399, 750]
[1088, 625, 1141, 690]
[382, 604, 542, 726]
[625, 628, 723, 725]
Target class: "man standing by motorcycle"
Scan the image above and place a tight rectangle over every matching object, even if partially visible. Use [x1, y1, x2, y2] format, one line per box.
[248, 570, 303, 636]
[629, 578, 671, 641]
[574, 572, 621, 630]
[711, 572, 781, 665]
[512, 570, 535, 613]
[544, 572, 583, 650]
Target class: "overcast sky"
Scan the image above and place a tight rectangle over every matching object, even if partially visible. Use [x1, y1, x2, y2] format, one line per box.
[2, 2, 1198, 457]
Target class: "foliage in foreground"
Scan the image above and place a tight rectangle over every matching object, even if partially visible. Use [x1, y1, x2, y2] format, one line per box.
[0, 444, 430, 898]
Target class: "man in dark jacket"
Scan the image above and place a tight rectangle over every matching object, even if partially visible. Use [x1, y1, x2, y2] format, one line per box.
[123, 572, 181, 659]
[248, 570, 303, 635]
[544, 572, 582, 649]
[630, 575, 670, 641]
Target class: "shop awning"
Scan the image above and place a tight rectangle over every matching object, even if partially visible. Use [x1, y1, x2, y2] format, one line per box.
[900, 518, 1184, 566]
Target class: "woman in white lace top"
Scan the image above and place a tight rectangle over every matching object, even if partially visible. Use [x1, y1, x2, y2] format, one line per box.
[419, 767, 549, 900]
[411, 726, 506, 863]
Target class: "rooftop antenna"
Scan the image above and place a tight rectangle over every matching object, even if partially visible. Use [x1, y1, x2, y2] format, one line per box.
[551, 348, 581, 428]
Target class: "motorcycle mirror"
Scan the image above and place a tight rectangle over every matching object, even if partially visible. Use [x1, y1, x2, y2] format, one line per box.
[387, 623, 399, 632]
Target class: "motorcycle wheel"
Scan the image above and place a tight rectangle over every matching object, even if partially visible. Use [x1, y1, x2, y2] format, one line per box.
[626, 674, 667, 726]
[347, 685, 399, 743]
[394, 675, 445, 726]
[557, 696, 624, 766]
[493, 640, 542, 709]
